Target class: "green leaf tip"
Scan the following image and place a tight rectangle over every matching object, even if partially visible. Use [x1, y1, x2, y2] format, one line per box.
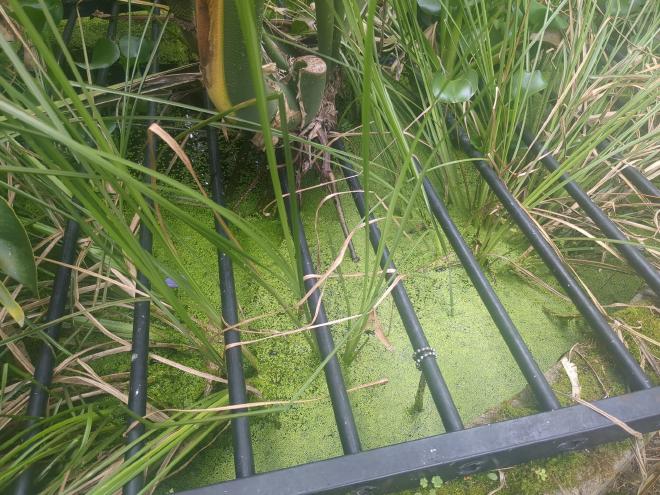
[432, 69, 479, 103]
[417, 0, 442, 18]
[76, 38, 120, 70]
[0, 197, 38, 295]
[0, 280, 25, 326]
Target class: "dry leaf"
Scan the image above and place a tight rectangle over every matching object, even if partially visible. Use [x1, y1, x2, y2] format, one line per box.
[369, 308, 394, 351]
[561, 356, 581, 399]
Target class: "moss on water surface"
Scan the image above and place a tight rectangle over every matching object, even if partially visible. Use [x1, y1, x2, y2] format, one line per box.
[131, 126, 654, 493]
[153, 160, 594, 492]
[53, 17, 195, 66]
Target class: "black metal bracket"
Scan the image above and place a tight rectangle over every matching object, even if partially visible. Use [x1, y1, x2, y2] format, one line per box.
[179, 387, 660, 495]
[412, 346, 437, 370]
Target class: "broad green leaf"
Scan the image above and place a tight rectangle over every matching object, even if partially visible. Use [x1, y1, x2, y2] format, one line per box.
[487, 472, 499, 481]
[0, 197, 38, 294]
[600, 0, 643, 14]
[417, 0, 441, 18]
[512, 69, 547, 96]
[19, 0, 63, 31]
[290, 17, 314, 35]
[490, 15, 517, 46]
[528, 1, 569, 32]
[118, 35, 154, 63]
[76, 39, 120, 70]
[432, 69, 479, 103]
[0, 279, 25, 326]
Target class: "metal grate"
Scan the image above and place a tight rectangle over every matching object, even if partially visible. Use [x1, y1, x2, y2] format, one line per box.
[13, 4, 660, 495]
[173, 122, 659, 495]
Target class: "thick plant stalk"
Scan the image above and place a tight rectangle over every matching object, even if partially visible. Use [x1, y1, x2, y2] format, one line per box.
[196, 0, 274, 123]
[273, 79, 302, 130]
[331, 0, 344, 64]
[316, 0, 344, 71]
[263, 31, 289, 71]
[315, 0, 335, 59]
[295, 55, 327, 127]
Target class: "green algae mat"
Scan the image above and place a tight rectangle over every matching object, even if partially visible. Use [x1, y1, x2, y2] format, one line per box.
[149, 170, 647, 492]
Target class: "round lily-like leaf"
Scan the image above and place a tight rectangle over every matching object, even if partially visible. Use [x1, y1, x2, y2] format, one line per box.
[417, 0, 442, 18]
[512, 69, 547, 96]
[528, 0, 568, 32]
[118, 34, 154, 63]
[0, 280, 25, 327]
[600, 0, 643, 14]
[19, 0, 63, 30]
[290, 16, 314, 36]
[0, 197, 37, 295]
[432, 69, 479, 103]
[88, 38, 120, 69]
[76, 39, 120, 70]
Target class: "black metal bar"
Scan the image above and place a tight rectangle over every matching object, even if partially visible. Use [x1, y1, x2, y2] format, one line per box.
[603, 45, 658, 194]
[13, 219, 80, 495]
[445, 113, 651, 391]
[279, 168, 362, 455]
[56, 4, 78, 65]
[95, 1, 121, 86]
[206, 94, 255, 478]
[178, 386, 660, 495]
[14, 4, 123, 492]
[596, 140, 660, 201]
[523, 130, 660, 297]
[414, 158, 561, 412]
[123, 12, 160, 495]
[616, 163, 660, 200]
[335, 142, 464, 433]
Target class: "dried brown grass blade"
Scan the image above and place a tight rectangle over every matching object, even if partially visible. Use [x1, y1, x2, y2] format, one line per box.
[369, 308, 394, 351]
[561, 357, 582, 399]
[571, 396, 643, 439]
[161, 378, 389, 414]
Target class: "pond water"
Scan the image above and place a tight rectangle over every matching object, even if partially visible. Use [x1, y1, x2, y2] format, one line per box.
[152, 159, 631, 491]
